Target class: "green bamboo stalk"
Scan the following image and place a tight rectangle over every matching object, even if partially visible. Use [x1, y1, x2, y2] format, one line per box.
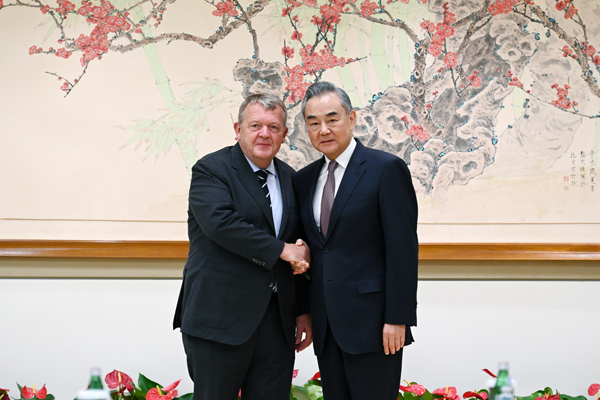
[370, 21, 388, 91]
[334, 41, 362, 108]
[387, 29, 395, 87]
[131, 7, 199, 176]
[397, 6, 411, 84]
[358, 21, 372, 104]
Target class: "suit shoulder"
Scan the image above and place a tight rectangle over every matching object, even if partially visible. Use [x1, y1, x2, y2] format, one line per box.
[192, 146, 232, 171]
[363, 145, 407, 167]
[274, 157, 296, 175]
[296, 158, 322, 180]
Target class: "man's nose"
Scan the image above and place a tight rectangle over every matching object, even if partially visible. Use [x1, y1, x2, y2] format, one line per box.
[258, 126, 270, 137]
[319, 122, 330, 135]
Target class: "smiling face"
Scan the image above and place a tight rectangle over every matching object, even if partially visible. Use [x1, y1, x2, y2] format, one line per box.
[234, 102, 288, 169]
[304, 92, 356, 160]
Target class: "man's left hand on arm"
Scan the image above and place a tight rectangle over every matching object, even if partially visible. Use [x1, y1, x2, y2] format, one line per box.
[382, 324, 405, 355]
[295, 314, 313, 353]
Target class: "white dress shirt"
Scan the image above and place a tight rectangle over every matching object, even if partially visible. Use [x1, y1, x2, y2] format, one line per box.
[312, 138, 357, 231]
[244, 156, 283, 238]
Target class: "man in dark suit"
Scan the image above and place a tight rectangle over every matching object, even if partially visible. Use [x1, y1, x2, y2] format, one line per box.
[294, 81, 419, 400]
[173, 93, 312, 400]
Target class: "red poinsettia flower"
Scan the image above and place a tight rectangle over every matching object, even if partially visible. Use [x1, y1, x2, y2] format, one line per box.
[21, 385, 47, 400]
[105, 370, 135, 392]
[146, 380, 180, 400]
[309, 372, 321, 381]
[589, 384, 600, 397]
[463, 390, 488, 400]
[433, 386, 461, 400]
[400, 381, 427, 395]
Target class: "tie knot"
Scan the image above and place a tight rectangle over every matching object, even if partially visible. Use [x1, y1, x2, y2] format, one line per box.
[255, 169, 269, 180]
[328, 160, 338, 174]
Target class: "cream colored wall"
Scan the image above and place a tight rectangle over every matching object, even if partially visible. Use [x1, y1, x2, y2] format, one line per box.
[1, 269, 599, 400]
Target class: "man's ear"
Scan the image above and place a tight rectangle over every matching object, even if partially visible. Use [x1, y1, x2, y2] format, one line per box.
[281, 127, 289, 143]
[349, 110, 357, 130]
[234, 122, 240, 141]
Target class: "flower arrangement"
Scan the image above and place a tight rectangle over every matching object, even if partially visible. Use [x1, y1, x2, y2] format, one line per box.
[0, 371, 190, 400]
[103, 370, 190, 400]
[3, 372, 598, 400]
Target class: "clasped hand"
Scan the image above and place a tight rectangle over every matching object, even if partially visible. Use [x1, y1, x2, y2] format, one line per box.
[280, 239, 311, 274]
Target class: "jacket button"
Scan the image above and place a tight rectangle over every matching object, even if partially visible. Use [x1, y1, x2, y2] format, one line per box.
[324, 248, 330, 253]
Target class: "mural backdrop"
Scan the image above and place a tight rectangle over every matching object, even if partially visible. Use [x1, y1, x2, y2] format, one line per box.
[1, 0, 598, 241]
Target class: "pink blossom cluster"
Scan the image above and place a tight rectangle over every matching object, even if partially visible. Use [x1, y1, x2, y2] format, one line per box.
[72, 0, 131, 66]
[506, 70, 523, 88]
[28, 45, 43, 55]
[488, 0, 519, 16]
[360, 0, 379, 17]
[443, 51, 457, 68]
[405, 124, 431, 142]
[422, 3, 456, 58]
[282, 46, 295, 58]
[551, 83, 575, 109]
[555, 0, 577, 19]
[469, 70, 481, 87]
[284, 65, 312, 104]
[284, 45, 352, 104]
[55, 0, 75, 17]
[212, 1, 238, 17]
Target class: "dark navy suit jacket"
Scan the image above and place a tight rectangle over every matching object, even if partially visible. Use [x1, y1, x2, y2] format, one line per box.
[294, 140, 418, 355]
[173, 143, 309, 349]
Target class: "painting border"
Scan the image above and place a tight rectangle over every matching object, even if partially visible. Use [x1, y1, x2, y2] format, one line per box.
[1, 240, 599, 261]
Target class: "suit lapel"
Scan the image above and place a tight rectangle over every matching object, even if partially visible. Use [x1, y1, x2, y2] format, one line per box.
[307, 157, 326, 240]
[231, 143, 276, 233]
[325, 141, 367, 240]
[275, 158, 290, 238]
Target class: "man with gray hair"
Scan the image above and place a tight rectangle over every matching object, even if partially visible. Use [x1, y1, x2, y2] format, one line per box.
[294, 81, 419, 400]
[174, 93, 312, 400]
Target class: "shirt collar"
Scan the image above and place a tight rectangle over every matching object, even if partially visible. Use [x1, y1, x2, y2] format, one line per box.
[325, 138, 356, 170]
[244, 155, 277, 177]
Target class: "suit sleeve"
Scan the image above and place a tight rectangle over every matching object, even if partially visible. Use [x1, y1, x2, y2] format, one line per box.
[189, 159, 285, 270]
[379, 157, 419, 326]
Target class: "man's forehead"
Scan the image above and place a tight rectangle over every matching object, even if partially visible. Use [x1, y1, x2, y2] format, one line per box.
[243, 104, 285, 120]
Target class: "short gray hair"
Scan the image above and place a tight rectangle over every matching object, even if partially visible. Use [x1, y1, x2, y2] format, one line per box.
[301, 81, 353, 118]
[238, 93, 287, 125]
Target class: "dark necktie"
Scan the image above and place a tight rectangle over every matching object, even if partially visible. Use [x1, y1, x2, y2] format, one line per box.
[255, 170, 271, 207]
[320, 160, 338, 237]
[255, 169, 277, 292]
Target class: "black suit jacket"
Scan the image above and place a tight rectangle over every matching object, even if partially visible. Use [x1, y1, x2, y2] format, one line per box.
[294, 140, 418, 355]
[173, 143, 309, 348]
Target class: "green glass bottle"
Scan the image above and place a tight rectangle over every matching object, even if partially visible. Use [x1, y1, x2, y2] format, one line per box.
[77, 368, 109, 400]
[89, 368, 103, 390]
[493, 362, 514, 400]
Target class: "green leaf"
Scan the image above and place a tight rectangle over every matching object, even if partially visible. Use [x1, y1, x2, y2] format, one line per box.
[137, 374, 161, 394]
[174, 393, 193, 400]
[559, 395, 586, 400]
[45, 395, 56, 400]
[305, 383, 324, 400]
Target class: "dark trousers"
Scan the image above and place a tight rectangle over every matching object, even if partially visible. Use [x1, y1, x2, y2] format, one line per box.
[317, 322, 403, 400]
[182, 294, 295, 400]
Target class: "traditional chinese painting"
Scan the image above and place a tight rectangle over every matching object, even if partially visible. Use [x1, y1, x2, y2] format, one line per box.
[0, 0, 598, 241]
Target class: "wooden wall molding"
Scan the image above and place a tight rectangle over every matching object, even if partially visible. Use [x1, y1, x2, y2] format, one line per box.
[1, 240, 599, 261]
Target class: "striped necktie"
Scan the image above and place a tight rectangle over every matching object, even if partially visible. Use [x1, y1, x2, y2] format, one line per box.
[255, 169, 271, 207]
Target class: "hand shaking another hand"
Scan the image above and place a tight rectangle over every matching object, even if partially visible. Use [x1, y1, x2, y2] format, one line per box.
[281, 239, 311, 274]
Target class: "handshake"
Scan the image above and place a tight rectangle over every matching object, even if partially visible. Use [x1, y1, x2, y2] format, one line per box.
[280, 239, 311, 275]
